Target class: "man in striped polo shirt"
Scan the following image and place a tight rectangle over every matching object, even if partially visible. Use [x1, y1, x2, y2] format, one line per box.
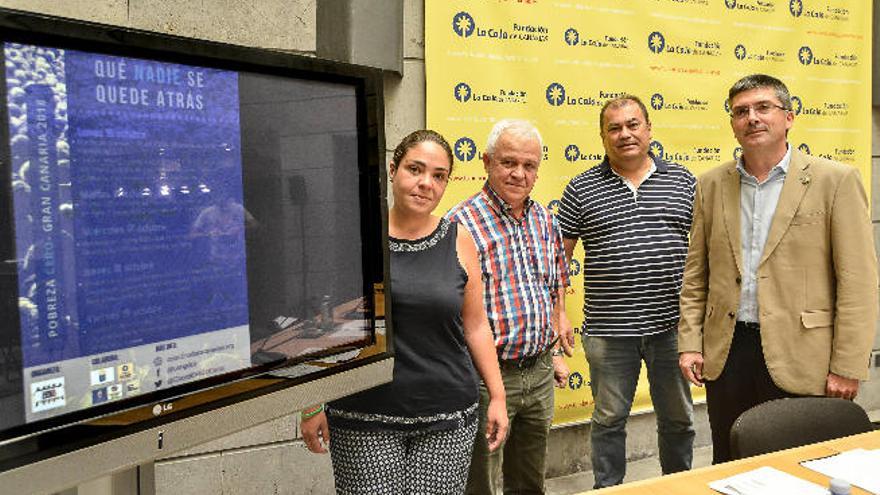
[557, 96, 696, 488]
[448, 119, 573, 495]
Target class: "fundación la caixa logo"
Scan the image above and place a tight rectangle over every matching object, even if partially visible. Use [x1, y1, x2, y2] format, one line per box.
[565, 28, 580, 46]
[648, 31, 666, 54]
[565, 144, 581, 162]
[568, 258, 581, 277]
[792, 143, 854, 163]
[798, 45, 857, 67]
[789, 0, 850, 21]
[790, 95, 803, 115]
[725, 0, 775, 13]
[452, 11, 549, 42]
[546, 84, 615, 108]
[733, 147, 743, 161]
[453, 11, 476, 37]
[563, 27, 629, 50]
[454, 82, 472, 102]
[647, 30, 721, 57]
[733, 43, 785, 63]
[568, 371, 584, 390]
[790, 95, 849, 118]
[651, 93, 709, 112]
[546, 83, 566, 106]
[650, 94, 664, 111]
[650, 141, 665, 159]
[650, 140, 721, 163]
[793, 143, 855, 163]
[453, 82, 528, 104]
[564, 144, 603, 163]
[798, 46, 813, 65]
[454, 137, 477, 162]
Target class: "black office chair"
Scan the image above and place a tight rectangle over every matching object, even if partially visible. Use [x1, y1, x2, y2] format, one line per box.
[729, 397, 875, 460]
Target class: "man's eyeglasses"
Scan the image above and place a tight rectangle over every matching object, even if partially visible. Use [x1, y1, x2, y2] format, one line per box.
[729, 102, 790, 119]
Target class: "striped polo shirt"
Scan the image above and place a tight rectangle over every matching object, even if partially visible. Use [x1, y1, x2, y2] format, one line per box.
[557, 154, 695, 337]
[447, 183, 569, 360]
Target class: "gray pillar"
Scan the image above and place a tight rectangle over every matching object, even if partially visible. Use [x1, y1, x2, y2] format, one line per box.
[317, 0, 404, 73]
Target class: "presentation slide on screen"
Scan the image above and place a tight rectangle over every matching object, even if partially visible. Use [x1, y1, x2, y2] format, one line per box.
[4, 43, 252, 422]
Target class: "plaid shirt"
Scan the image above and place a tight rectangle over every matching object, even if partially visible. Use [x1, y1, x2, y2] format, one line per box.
[447, 183, 569, 360]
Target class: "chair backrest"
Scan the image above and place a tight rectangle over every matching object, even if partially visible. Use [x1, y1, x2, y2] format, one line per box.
[729, 397, 874, 460]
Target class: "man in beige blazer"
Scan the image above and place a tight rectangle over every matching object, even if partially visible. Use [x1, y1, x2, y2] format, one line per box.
[678, 74, 878, 463]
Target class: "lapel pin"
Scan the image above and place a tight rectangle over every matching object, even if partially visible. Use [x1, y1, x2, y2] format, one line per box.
[799, 174, 811, 185]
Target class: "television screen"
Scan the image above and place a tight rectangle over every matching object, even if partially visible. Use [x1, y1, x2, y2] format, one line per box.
[0, 14, 387, 448]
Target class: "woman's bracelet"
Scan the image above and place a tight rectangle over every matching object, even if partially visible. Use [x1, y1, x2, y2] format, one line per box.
[301, 404, 324, 420]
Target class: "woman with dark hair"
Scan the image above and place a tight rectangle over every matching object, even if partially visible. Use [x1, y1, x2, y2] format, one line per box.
[301, 130, 507, 494]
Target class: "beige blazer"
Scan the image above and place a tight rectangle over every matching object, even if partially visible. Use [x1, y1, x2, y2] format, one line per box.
[678, 148, 878, 395]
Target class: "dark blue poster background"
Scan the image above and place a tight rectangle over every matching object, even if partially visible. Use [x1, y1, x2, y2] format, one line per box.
[8, 45, 250, 367]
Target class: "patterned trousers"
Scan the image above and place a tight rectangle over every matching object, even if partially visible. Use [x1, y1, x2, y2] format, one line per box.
[328, 419, 478, 494]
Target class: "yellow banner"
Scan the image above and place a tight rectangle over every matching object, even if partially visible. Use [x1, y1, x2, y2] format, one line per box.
[426, 0, 872, 425]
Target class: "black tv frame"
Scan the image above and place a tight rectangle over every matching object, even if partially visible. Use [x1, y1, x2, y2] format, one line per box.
[0, 6, 392, 479]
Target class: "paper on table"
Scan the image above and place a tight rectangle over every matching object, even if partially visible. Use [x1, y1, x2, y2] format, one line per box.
[801, 448, 880, 494]
[708, 466, 828, 495]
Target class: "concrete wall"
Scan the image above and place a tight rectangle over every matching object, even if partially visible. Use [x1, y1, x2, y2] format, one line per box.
[0, 0, 316, 53]
[1, 0, 879, 493]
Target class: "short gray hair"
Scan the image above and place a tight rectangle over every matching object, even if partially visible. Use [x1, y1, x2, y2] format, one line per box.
[485, 119, 543, 156]
[728, 74, 792, 110]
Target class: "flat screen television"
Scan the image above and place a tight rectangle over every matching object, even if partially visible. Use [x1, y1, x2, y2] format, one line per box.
[0, 7, 390, 486]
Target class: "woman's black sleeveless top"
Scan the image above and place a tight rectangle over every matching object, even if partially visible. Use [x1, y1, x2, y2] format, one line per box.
[328, 219, 479, 430]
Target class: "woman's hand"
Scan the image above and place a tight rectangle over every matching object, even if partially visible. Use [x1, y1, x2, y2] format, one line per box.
[485, 398, 509, 452]
[300, 411, 330, 453]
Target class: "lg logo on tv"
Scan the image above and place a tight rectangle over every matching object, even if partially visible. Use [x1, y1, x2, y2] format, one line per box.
[152, 402, 174, 416]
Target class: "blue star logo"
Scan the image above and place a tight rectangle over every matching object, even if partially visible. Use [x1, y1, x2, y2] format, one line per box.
[452, 12, 476, 38]
[648, 31, 666, 54]
[454, 82, 472, 102]
[568, 258, 581, 277]
[454, 137, 477, 162]
[564, 144, 580, 162]
[798, 143, 811, 155]
[547, 200, 561, 215]
[725, 0, 737, 8]
[790, 96, 802, 115]
[799, 46, 813, 65]
[733, 147, 743, 161]
[735, 44, 747, 60]
[650, 141, 664, 159]
[569, 372, 584, 390]
[790, 0, 803, 17]
[546, 83, 566, 106]
[650, 93, 664, 111]
[564, 28, 579, 46]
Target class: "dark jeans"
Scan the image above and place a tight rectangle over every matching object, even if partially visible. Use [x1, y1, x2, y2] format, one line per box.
[706, 323, 801, 464]
[584, 330, 695, 488]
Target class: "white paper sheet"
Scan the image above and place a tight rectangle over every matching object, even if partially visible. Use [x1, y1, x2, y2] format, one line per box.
[801, 448, 880, 494]
[708, 466, 828, 495]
